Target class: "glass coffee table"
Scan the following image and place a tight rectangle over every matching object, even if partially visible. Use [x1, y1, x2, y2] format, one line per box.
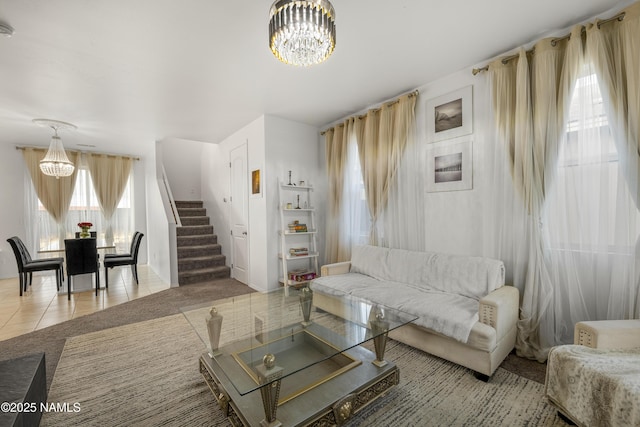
[181, 287, 417, 427]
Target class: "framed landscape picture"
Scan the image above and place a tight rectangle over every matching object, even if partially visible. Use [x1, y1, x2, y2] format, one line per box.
[426, 138, 473, 192]
[426, 85, 473, 142]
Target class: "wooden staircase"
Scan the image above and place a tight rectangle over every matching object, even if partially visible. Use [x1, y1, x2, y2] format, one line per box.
[175, 201, 230, 285]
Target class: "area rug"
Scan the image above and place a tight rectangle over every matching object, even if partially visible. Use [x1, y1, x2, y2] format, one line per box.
[43, 314, 567, 426]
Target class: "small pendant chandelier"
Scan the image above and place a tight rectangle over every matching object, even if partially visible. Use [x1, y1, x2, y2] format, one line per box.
[269, 0, 336, 67]
[33, 119, 77, 179]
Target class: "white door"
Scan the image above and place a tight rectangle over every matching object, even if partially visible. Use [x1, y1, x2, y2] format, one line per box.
[230, 143, 248, 284]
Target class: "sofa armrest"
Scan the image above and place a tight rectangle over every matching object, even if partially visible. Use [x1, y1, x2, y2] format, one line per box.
[321, 261, 351, 277]
[574, 320, 640, 349]
[478, 286, 519, 338]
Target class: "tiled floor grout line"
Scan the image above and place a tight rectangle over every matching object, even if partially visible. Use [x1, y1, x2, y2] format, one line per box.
[0, 265, 169, 341]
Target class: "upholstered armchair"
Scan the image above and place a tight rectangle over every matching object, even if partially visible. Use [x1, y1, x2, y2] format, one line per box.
[545, 320, 640, 426]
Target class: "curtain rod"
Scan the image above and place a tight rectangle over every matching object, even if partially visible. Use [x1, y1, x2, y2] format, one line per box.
[15, 145, 141, 161]
[320, 90, 419, 135]
[471, 10, 626, 75]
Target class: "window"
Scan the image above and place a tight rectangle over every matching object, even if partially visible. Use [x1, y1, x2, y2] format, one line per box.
[35, 167, 134, 253]
[546, 70, 638, 254]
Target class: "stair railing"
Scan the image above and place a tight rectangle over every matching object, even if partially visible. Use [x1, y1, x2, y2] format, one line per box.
[158, 162, 180, 286]
[160, 163, 182, 228]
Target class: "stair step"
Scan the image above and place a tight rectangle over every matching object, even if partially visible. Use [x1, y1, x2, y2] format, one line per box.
[177, 244, 222, 258]
[179, 266, 231, 285]
[178, 207, 206, 217]
[180, 216, 210, 226]
[176, 225, 214, 236]
[177, 234, 217, 247]
[175, 201, 204, 209]
[178, 254, 226, 270]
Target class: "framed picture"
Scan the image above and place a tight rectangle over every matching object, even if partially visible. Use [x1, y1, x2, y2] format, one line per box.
[426, 138, 473, 192]
[426, 85, 473, 142]
[251, 169, 262, 197]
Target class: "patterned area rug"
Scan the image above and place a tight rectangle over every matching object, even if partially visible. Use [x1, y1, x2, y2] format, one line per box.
[43, 314, 567, 426]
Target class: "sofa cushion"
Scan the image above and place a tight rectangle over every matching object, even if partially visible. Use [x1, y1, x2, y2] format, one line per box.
[350, 245, 505, 300]
[423, 252, 505, 300]
[312, 273, 481, 343]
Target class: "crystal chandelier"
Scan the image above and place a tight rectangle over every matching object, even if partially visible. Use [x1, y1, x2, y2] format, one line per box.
[33, 119, 76, 179]
[269, 0, 336, 67]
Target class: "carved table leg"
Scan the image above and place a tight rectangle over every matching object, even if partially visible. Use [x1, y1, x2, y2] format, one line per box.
[299, 287, 313, 326]
[256, 354, 283, 427]
[206, 307, 223, 357]
[369, 306, 390, 367]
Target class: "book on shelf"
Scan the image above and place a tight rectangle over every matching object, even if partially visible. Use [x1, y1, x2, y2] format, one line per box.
[288, 269, 317, 282]
[289, 247, 309, 256]
[288, 219, 308, 232]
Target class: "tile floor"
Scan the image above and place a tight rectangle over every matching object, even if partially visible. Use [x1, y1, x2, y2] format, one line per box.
[0, 265, 170, 342]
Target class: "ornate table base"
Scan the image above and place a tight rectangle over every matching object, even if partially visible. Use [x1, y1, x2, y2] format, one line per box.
[199, 344, 399, 427]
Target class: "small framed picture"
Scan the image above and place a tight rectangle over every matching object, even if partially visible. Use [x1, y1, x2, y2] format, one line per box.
[426, 138, 473, 192]
[426, 85, 473, 142]
[251, 169, 262, 197]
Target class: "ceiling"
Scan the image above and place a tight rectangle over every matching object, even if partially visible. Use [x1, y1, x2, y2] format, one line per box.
[0, 0, 630, 156]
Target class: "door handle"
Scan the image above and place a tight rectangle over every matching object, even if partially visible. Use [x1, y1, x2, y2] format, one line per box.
[242, 231, 247, 235]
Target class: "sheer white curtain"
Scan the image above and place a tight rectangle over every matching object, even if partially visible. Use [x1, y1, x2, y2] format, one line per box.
[487, 2, 640, 360]
[489, 39, 574, 360]
[382, 96, 423, 250]
[586, 2, 640, 317]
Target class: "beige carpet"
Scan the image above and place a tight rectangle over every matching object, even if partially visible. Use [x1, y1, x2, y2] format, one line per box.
[43, 314, 567, 427]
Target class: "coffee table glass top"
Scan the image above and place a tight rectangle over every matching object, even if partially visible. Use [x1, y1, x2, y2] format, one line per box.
[181, 286, 417, 396]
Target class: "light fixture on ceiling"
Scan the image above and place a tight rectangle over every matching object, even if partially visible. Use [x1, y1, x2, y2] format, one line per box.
[0, 22, 14, 37]
[33, 119, 77, 179]
[269, 0, 336, 67]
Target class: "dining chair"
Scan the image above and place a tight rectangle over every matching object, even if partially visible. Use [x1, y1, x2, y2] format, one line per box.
[104, 232, 144, 288]
[6, 236, 64, 296]
[15, 237, 65, 291]
[64, 238, 100, 300]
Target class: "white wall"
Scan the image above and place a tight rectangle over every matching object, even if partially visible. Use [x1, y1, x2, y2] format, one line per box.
[144, 141, 173, 284]
[161, 137, 203, 201]
[0, 144, 27, 279]
[202, 115, 324, 292]
[265, 116, 325, 290]
[202, 116, 268, 291]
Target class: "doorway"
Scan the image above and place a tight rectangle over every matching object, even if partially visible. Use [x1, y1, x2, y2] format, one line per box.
[229, 143, 248, 284]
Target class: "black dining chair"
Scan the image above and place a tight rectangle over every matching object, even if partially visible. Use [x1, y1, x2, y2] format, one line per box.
[6, 236, 64, 296]
[64, 238, 100, 300]
[104, 232, 144, 288]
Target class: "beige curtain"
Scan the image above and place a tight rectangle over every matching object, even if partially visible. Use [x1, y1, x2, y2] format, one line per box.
[489, 31, 580, 361]
[587, 3, 640, 315]
[324, 119, 354, 263]
[22, 147, 79, 224]
[356, 94, 417, 245]
[586, 3, 640, 209]
[86, 153, 133, 245]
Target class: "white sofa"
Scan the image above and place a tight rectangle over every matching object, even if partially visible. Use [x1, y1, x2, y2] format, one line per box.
[309, 245, 519, 379]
